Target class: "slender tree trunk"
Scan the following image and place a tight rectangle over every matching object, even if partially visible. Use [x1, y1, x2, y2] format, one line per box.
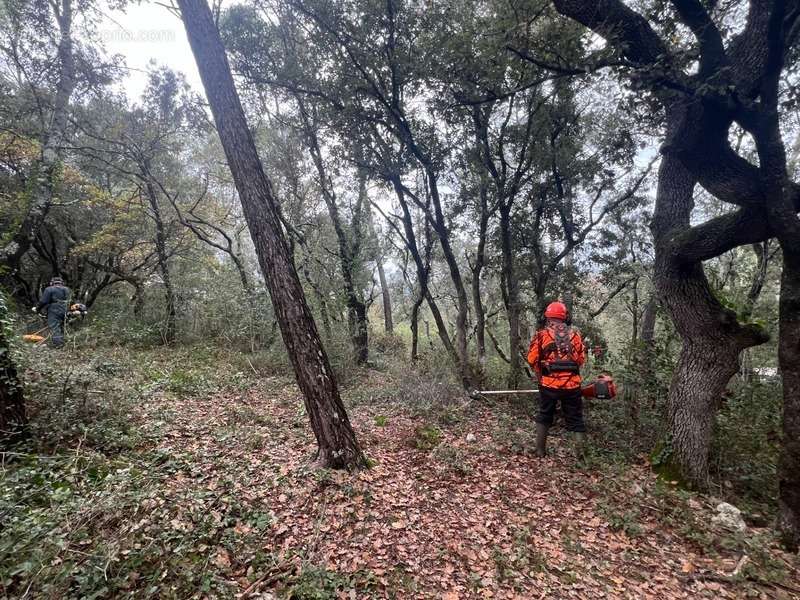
[377, 259, 393, 334]
[300, 260, 333, 342]
[177, 0, 365, 469]
[410, 288, 423, 361]
[297, 98, 368, 364]
[471, 180, 490, 372]
[427, 175, 473, 387]
[0, 294, 26, 447]
[145, 180, 177, 344]
[742, 241, 771, 321]
[132, 281, 145, 318]
[233, 254, 252, 296]
[638, 294, 658, 407]
[625, 280, 641, 429]
[390, 178, 459, 366]
[640, 295, 657, 344]
[500, 207, 524, 389]
[368, 209, 393, 334]
[0, 0, 75, 272]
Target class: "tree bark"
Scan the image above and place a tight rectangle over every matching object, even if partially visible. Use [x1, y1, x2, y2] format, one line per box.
[0, 0, 75, 272]
[369, 203, 394, 335]
[297, 99, 368, 364]
[652, 156, 768, 487]
[758, 64, 800, 550]
[0, 294, 26, 447]
[376, 258, 393, 334]
[776, 252, 800, 551]
[500, 206, 524, 389]
[742, 241, 771, 321]
[145, 179, 177, 344]
[390, 178, 459, 366]
[470, 178, 490, 372]
[177, 0, 365, 469]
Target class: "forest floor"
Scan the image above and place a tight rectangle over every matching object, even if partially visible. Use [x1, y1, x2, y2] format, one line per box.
[3, 344, 800, 599]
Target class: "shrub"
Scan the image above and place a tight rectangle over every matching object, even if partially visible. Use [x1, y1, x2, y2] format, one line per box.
[411, 424, 442, 451]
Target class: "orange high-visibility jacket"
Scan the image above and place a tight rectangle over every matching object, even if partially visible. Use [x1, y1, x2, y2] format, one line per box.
[527, 325, 586, 390]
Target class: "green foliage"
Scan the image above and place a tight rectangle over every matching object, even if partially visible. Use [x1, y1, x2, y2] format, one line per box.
[411, 424, 442, 451]
[597, 501, 643, 538]
[712, 379, 781, 513]
[430, 443, 472, 475]
[0, 289, 24, 402]
[285, 564, 358, 599]
[371, 330, 407, 358]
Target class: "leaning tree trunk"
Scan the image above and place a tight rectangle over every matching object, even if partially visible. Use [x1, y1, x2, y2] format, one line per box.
[0, 0, 75, 272]
[177, 0, 365, 469]
[0, 293, 26, 446]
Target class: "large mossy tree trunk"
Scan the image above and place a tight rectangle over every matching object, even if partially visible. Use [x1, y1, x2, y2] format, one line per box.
[0, 294, 26, 447]
[652, 156, 768, 487]
[177, 0, 365, 469]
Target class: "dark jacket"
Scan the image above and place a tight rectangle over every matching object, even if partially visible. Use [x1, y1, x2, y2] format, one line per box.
[36, 285, 71, 316]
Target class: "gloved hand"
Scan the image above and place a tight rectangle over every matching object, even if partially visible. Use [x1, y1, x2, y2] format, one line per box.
[31, 306, 37, 313]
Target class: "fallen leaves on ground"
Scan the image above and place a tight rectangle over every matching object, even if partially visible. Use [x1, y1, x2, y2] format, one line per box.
[132, 370, 800, 599]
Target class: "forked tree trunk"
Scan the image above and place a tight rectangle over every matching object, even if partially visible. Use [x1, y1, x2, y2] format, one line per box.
[390, 179, 459, 367]
[0, 295, 26, 447]
[177, 0, 365, 469]
[652, 157, 768, 487]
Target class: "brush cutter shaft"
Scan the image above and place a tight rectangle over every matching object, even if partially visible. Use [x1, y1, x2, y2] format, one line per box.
[477, 390, 539, 395]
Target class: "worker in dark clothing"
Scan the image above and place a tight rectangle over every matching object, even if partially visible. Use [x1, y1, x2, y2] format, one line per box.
[34, 277, 71, 348]
[527, 301, 587, 459]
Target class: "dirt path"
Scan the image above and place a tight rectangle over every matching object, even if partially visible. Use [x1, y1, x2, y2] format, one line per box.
[140, 377, 800, 599]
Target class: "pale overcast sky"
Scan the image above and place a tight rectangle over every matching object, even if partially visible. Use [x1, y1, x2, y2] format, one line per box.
[100, 1, 203, 100]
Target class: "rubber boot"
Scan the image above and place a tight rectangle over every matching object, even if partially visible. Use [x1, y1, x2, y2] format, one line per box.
[535, 423, 549, 458]
[572, 431, 587, 461]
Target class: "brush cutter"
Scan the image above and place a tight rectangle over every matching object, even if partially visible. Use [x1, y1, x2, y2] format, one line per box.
[473, 375, 617, 400]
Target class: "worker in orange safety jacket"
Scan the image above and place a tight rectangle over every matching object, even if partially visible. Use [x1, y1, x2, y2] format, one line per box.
[527, 301, 586, 458]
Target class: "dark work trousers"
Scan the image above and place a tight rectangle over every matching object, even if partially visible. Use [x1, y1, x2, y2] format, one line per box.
[47, 310, 66, 348]
[536, 386, 586, 432]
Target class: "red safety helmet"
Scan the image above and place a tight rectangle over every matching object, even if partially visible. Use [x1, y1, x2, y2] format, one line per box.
[544, 301, 568, 321]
